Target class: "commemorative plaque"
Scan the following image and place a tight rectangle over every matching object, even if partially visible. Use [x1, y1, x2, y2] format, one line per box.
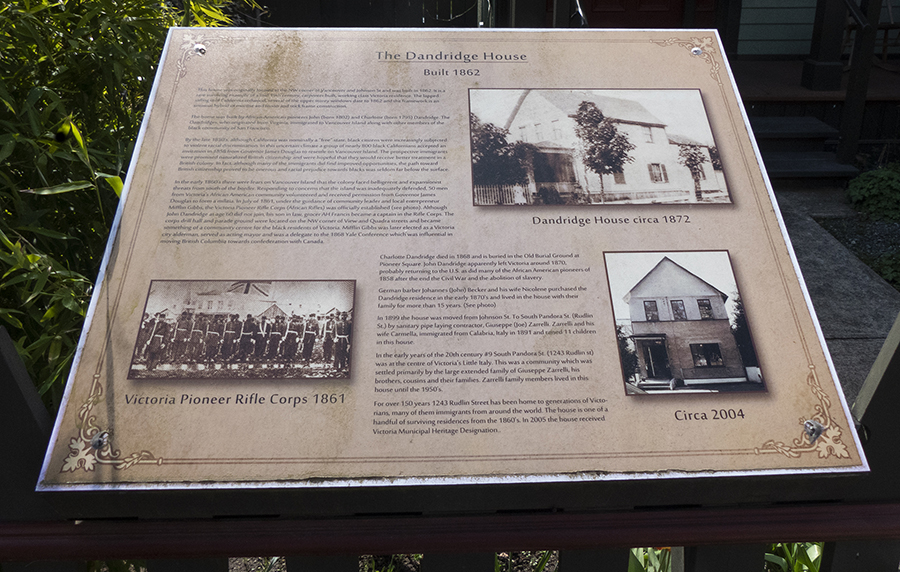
[39, 29, 866, 494]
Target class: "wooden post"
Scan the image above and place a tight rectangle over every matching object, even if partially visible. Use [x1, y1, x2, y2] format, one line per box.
[0, 326, 76, 570]
[684, 545, 766, 572]
[683, 0, 698, 27]
[507, 0, 547, 28]
[286, 555, 359, 571]
[147, 559, 228, 572]
[848, 311, 900, 500]
[553, 0, 571, 27]
[560, 548, 631, 571]
[715, 0, 744, 56]
[421, 552, 495, 571]
[0, 327, 60, 522]
[836, 0, 883, 163]
[803, 0, 850, 91]
[824, 541, 900, 572]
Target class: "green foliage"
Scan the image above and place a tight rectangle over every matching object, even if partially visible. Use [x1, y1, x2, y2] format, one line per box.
[245, 556, 281, 572]
[87, 559, 147, 572]
[677, 144, 708, 176]
[628, 548, 671, 572]
[709, 145, 722, 171]
[846, 164, 900, 221]
[494, 551, 556, 572]
[572, 100, 635, 197]
[361, 554, 421, 572]
[0, 229, 91, 407]
[0, 0, 254, 410]
[870, 251, 900, 291]
[616, 323, 639, 382]
[730, 293, 758, 367]
[765, 542, 823, 572]
[676, 144, 709, 200]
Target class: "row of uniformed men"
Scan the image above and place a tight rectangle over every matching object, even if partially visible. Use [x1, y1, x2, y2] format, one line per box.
[137, 310, 351, 369]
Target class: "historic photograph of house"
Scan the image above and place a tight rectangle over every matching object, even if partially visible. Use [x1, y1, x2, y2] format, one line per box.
[128, 280, 354, 380]
[469, 89, 729, 205]
[604, 251, 763, 394]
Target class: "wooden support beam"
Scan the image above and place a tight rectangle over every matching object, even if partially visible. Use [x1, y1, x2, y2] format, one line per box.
[0, 327, 62, 523]
[837, 0, 884, 162]
[560, 548, 631, 572]
[715, 0, 743, 56]
[553, 0, 571, 27]
[803, 0, 850, 90]
[5, 503, 900, 562]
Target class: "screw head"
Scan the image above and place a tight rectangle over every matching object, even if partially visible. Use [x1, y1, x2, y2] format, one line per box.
[90, 431, 109, 450]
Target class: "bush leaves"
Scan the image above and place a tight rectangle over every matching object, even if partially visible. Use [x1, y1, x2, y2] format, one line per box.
[1, 0, 258, 412]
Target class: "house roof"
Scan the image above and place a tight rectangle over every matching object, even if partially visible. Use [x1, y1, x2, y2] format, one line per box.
[508, 90, 667, 128]
[259, 303, 287, 319]
[624, 257, 728, 303]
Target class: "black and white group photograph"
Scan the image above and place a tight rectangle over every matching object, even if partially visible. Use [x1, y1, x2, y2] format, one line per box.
[128, 280, 354, 380]
[604, 251, 764, 395]
[469, 88, 730, 206]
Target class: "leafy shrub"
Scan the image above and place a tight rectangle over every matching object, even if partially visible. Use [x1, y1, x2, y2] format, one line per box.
[870, 251, 900, 291]
[765, 542, 823, 572]
[629, 547, 670, 572]
[1, 0, 254, 410]
[846, 164, 900, 221]
[0, 230, 91, 408]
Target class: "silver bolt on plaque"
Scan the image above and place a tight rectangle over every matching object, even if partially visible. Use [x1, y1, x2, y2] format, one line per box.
[193, 43, 207, 56]
[691, 47, 703, 56]
[90, 431, 110, 450]
[803, 420, 825, 444]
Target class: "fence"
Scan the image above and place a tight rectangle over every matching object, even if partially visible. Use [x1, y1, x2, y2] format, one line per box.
[474, 184, 524, 205]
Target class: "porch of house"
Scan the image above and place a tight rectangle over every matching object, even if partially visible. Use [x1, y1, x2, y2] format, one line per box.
[727, 59, 900, 181]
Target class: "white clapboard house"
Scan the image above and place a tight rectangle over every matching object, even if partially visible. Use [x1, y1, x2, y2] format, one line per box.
[504, 90, 728, 204]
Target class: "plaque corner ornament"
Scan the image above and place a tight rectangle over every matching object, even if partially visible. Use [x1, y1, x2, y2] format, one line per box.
[753, 367, 852, 461]
[175, 32, 238, 80]
[651, 36, 722, 86]
[60, 377, 160, 474]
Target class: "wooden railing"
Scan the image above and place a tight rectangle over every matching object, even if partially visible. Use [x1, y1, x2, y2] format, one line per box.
[4, 316, 900, 570]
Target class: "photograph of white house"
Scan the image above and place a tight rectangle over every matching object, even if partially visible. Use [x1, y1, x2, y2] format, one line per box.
[604, 251, 764, 395]
[469, 89, 729, 205]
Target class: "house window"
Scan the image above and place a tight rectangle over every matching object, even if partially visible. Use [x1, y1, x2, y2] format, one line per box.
[691, 343, 724, 367]
[534, 123, 543, 141]
[551, 119, 562, 140]
[697, 299, 713, 319]
[518, 125, 528, 143]
[643, 300, 659, 321]
[648, 163, 669, 183]
[671, 300, 687, 321]
[207, 301, 213, 310]
[642, 125, 653, 143]
[613, 171, 626, 184]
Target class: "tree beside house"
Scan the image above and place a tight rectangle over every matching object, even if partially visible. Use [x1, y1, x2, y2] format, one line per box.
[572, 101, 636, 204]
